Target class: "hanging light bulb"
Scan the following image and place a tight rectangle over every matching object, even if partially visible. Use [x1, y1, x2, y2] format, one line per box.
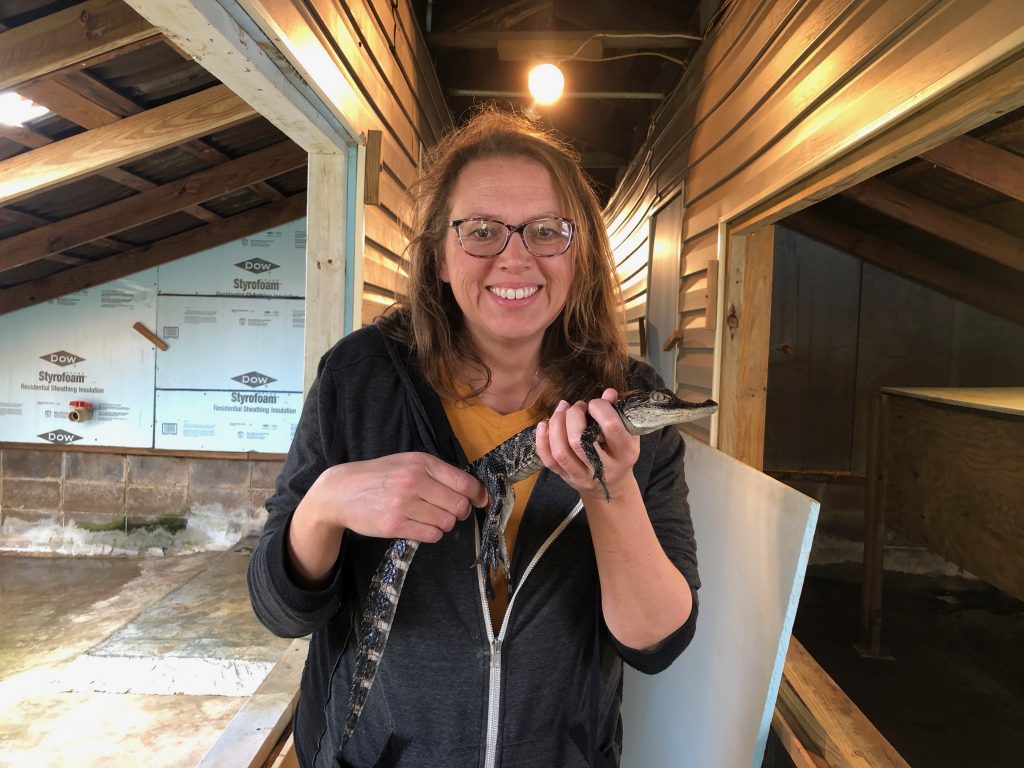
[0, 92, 50, 127]
[528, 63, 564, 105]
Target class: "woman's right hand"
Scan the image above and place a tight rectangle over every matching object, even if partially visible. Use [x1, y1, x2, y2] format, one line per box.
[286, 453, 488, 587]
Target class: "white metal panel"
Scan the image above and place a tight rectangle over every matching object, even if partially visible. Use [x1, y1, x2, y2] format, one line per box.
[621, 434, 818, 768]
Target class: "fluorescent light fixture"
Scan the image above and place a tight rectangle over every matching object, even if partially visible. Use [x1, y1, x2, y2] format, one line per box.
[528, 63, 564, 105]
[0, 92, 51, 127]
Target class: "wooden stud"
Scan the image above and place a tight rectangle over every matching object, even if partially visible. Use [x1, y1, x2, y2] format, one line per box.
[364, 129, 382, 206]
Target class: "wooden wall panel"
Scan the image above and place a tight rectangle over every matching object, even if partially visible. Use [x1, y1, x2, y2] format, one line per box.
[604, 0, 1024, 461]
[246, 0, 448, 323]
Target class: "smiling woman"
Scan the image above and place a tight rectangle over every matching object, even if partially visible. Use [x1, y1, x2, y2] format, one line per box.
[247, 106, 701, 768]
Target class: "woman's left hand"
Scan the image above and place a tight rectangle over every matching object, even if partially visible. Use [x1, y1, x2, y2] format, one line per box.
[535, 388, 640, 502]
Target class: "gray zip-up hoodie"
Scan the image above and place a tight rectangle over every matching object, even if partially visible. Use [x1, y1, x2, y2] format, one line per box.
[247, 325, 700, 768]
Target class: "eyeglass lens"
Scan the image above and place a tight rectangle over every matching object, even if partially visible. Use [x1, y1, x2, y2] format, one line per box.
[454, 218, 572, 256]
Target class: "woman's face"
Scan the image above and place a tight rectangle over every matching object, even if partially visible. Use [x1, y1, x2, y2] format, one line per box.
[440, 156, 575, 361]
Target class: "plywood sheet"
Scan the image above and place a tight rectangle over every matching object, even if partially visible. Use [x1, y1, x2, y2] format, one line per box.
[621, 434, 819, 768]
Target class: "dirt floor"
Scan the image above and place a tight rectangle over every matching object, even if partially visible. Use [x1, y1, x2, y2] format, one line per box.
[792, 565, 1024, 768]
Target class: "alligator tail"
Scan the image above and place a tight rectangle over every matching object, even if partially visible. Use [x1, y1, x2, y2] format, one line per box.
[341, 537, 420, 749]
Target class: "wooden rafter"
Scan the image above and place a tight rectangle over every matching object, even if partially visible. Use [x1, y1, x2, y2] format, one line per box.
[0, 206, 122, 255]
[0, 0, 157, 93]
[0, 84, 255, 207]
[785, 209, 1024, 328]
[839, 178, 1024, 274]
[19, 71, 280, 215]
[0, 141, 306, 271]
[0, 193, 307, 314]
[920, 135, 1024, 204]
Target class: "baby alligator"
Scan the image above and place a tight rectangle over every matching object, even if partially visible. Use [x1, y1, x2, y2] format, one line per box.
[341, 388, 719, 748]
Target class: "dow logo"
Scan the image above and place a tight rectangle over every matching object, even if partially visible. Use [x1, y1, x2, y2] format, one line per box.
[40, 350, 85, 367]
[235, 258, 279, 274]
[39, 429, 82, 445]
[232, 371, 276, 388]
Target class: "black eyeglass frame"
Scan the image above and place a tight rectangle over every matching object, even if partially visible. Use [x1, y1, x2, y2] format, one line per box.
[448, 216, 576, 258]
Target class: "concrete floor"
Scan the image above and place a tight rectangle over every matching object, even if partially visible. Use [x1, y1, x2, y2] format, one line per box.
[794, 565, 1024, 768]
[0, 540, 292, 768]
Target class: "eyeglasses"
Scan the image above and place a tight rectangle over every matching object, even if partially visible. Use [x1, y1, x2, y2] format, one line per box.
[449, 216, 575, 258]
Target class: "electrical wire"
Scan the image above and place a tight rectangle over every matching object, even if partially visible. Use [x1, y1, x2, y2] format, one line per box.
[557, 32, 701, 67]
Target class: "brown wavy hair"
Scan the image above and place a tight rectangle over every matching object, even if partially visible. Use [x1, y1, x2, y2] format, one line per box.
[377, 105, 628, 411]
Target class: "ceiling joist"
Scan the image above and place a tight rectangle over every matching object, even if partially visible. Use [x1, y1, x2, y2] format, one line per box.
[0, 140, 306, 272]
[0, 0, 158, 93]
[920, 135, 1024, 204]
[840, 177, 1024, 274]
[0, 192, 307, 315]
[785, 209, 1024, 328]
[429, 30, 700, 50]
[0, 84, 256, 208]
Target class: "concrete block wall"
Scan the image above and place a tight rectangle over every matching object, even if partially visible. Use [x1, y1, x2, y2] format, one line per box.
[0, 448, 284, 536]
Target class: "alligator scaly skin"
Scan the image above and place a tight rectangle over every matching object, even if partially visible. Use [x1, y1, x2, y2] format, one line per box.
[340, 389, 718, 749]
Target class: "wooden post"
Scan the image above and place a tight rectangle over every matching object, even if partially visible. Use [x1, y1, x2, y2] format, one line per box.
[716, 225, 774, 469]
[304, 152, 348, 393]
[858, 391, 890, 658]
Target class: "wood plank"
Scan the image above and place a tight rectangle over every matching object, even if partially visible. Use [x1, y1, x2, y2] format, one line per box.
[304, 153, 348, 389]
[717, 226, 774, 469]
[0, 141, 305, 270]
[782, 638, 911, 767]
[300, 0, 420, 157]
[19, 79, 121, 127]
[197, 638, 307, 768]
[785, 209, 1024, 327]
[840, 177, 1024, 273]
[880, 386, 1024, 416]
[0, 85, 255, 207]
[0, 0, 157, 92]
[123, 0, 349, 153]
[686, 0, 1024, 240]
[919, 133, 1024, 204]
[681, 0, 930, 208]
[0, 193, 306, 314]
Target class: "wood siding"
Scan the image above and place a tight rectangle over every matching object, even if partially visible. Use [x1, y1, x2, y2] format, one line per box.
[334, 0, 451, 324]
[604, 0, 1024, 453]
[245, 0, 451, 324]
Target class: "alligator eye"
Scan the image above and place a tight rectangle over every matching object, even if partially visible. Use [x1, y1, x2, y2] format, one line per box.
[651, 390, 671, 403]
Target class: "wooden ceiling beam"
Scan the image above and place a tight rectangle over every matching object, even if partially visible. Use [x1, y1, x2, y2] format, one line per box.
[19, 74, 276, 212]
[0, 193, 307, 314]
[839, 177, 1024, 274]
[0, 86, 221, 223]
[19, 79, 122, 127]
[0, 84, 255, 208]
[0, 205, 125, 254]
[0, 0, 158, 92]
[0, 141, 305, 271]
[785, 209, 1024, 328]
[430, 30, 700, 49]
[919, 134, 1024, 204]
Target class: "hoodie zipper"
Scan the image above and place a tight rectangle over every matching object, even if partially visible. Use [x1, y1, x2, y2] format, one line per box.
[478, 500, 584, 768]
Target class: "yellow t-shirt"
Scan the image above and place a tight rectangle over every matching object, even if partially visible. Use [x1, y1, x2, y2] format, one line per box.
[443, 398, 543, 632]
